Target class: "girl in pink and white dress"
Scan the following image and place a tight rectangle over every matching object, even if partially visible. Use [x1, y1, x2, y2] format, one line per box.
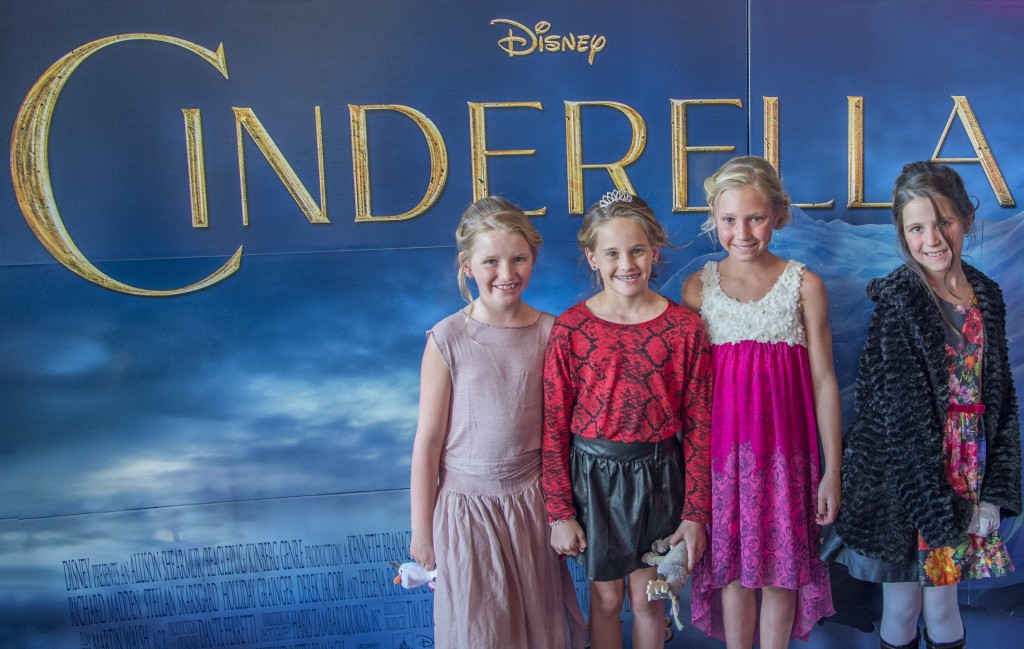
[683, 156, 841, 649]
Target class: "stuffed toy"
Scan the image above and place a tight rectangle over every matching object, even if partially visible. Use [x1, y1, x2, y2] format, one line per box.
[391, 561, 437, 591]
[641, 536, 689, 630]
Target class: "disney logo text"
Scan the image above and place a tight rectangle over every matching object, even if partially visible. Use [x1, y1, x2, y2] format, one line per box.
[491, 19, 606, 65]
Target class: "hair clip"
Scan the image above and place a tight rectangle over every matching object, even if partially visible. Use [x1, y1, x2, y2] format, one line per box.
[599, 189, 633, 208]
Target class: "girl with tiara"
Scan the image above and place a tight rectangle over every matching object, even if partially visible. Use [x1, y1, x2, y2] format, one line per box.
[543, 190, 712, 649]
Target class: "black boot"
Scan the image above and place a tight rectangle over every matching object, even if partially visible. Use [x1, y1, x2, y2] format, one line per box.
[881, 629, 921, 649]
[924, 628, 966, 649]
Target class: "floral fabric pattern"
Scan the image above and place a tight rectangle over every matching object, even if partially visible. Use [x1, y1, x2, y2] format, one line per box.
[691, 442, 833, 642]
[917, 296, 1014, 585]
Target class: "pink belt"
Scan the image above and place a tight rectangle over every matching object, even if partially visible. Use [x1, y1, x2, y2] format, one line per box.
[948, 403, 986, 414]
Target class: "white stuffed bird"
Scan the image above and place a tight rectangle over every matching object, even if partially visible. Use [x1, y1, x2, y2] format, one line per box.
[391, 561, 437, 591]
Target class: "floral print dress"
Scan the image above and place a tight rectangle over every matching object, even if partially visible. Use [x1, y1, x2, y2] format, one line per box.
[917, 295, 1014, 586]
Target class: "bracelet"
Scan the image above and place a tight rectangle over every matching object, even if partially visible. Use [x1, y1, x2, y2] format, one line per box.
[549, 518, 572, 527]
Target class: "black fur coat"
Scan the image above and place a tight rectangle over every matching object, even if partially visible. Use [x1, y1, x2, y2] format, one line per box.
[834, 263, 1021, 564]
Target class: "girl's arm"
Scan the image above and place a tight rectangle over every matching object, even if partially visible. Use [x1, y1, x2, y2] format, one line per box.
[542, 324, 587, 555]
[681, 271, 703, 313]
[671, 315, 713, 570]
[800, 270, 842, 525]
[408, 336, 452, 570]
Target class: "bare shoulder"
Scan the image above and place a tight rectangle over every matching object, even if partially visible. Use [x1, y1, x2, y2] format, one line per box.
[796, 267, 832, 329]
[798, 266, 828, 301]
[681, 271, 704, 313]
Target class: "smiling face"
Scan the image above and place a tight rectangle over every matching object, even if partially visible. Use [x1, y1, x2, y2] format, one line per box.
[584, 216, 658, 299]
[899, 195, 970, 280]
[460, 230, 534, 310]
[713, 185, 779, 263]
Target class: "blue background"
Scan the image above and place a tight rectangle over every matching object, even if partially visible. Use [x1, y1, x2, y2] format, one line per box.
[1, 1, 1022, 647]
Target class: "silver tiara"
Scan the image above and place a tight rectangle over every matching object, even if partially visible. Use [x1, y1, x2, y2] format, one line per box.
[599, 189, 633, 207]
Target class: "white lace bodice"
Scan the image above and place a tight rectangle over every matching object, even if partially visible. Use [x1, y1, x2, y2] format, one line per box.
[699, 260, 806, 346]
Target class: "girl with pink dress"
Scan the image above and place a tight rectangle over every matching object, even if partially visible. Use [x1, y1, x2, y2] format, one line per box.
[408, 197, 586, 649]
[683, 157, 841, 649]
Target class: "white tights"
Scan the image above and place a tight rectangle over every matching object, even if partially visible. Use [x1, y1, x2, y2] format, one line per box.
[881, 582, 964, 645]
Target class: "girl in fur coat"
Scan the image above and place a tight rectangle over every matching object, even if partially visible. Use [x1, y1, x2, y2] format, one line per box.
[823, 161, 1021, 649]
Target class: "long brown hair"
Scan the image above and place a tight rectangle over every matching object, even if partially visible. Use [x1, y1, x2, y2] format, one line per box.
[891, 161, 977, 329]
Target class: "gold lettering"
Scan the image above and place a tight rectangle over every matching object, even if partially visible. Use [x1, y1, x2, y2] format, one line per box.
[182, 108, 208, 228]
[491, 19, 605, 64]
[763, 97, 780, 172]
[932, 96, 1014, 206]
[233, 106, 328, 226]
[589, 36, 606, 65]
[847, 96, 890, 208]
[565, 101, 647, 214]
[762, 97, 833, 209]
[348, 104, 448, 222]
[492, 19, 537, 58]
[10, 33, 240, 296]
[670, 99, 742, 212]
[468, 102, 545, 215]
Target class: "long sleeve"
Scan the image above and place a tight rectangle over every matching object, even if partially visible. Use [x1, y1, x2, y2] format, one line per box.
[542, 321, 577, 523]
[977, 279, 1022, 517]
[878, 299, 973, 548]
[679, 322, 713, 523]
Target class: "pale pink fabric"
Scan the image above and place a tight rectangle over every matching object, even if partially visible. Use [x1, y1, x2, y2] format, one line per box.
[430, 313, 586, 649]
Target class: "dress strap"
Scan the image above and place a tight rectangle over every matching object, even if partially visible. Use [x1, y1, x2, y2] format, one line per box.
[700, 260, 721, 291]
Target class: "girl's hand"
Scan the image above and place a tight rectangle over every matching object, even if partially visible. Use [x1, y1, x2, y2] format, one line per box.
[670, 519, 706, 572]
[550, 519, 587, 557]
[409, 535, 435, 571]
[978, 501, 1001, 537]
[816, 471, 841, 525]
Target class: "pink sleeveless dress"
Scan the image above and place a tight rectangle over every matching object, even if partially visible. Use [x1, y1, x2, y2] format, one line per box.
[429, 312, 585, 649]
[690, 260, 834, 642]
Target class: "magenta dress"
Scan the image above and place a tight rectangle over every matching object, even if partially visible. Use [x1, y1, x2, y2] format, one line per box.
[690, 260, 834, 642]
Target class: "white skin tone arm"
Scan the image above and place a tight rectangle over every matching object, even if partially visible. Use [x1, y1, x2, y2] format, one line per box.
[408, 336, 451, 570]
[800, 270, 842, 524]
[670, 519, 707, 573]
[550, 518, 587, 556]
[681, 272, 703, 314]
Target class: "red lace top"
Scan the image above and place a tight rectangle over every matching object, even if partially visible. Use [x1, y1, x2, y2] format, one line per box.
[541, 300, 713, 524]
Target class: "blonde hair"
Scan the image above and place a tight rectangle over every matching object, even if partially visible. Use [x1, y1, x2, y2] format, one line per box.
[702, 156, 791, 234]
[455, 197, 541, 303]
[578, 193, 667, 284]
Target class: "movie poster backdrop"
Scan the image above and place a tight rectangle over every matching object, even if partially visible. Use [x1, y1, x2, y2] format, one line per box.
[1, 1, 1021, 647]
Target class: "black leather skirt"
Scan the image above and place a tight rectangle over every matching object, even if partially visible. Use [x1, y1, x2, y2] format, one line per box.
[570, 435, 685, 581]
